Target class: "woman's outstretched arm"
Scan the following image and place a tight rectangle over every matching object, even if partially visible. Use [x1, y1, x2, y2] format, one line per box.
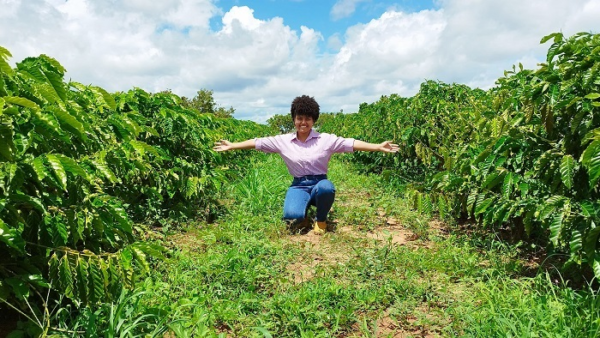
[213, 139, 256, 152]
[353, 140, 399, 153]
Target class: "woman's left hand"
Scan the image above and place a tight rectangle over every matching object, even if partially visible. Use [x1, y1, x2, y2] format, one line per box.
[379, 141, 399, 153]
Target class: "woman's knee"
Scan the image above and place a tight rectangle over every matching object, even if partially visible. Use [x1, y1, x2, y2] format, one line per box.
[316, 180, 336, 195]
[283, 208, 306, 221]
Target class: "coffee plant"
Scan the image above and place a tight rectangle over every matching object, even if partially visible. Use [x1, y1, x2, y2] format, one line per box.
[0, 46, 272, 332]
[319, 32, 600, 279]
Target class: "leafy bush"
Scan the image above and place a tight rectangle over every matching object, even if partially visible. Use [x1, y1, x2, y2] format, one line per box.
[319, 32, 600, 279]
[0, 46, 272, 333]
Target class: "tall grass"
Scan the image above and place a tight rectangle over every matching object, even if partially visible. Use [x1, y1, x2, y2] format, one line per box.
[138, 156, 600, 337]
[42, 155, 600, 337]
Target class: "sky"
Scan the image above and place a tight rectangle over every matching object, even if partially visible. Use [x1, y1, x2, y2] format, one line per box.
[0, 0, 599, 122]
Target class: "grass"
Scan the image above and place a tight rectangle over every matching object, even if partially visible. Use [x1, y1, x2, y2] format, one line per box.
[125, 155, 600, 337]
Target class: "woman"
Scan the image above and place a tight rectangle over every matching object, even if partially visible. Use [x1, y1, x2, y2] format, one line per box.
[213, 95, 398, 234]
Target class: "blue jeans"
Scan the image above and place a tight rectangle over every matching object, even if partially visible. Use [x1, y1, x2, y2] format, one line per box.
[283, 175, 335, 222]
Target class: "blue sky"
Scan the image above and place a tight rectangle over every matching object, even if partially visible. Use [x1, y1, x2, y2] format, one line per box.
[210, 0, 440, 53]
[1, 0, 599, 121]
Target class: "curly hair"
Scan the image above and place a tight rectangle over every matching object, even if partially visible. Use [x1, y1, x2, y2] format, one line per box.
[290, 95, 320, 122]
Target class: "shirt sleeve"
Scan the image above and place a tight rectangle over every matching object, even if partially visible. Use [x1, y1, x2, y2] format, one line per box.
[328, 134, 355, 153]
[255, 135, 281, 153]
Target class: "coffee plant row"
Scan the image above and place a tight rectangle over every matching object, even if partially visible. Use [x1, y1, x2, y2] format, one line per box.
[0, 47, 272, 324]
[319, 32, 600, 279]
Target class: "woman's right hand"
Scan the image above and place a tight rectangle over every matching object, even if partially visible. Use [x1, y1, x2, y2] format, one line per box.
[213, 140, 233, 152]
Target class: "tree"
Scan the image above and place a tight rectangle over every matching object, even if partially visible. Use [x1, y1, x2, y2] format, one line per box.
[267, 114, 294, 133]
[181, 89, 234, 118]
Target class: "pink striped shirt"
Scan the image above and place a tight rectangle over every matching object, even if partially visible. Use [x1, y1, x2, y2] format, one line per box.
[255, 130, 355, 178]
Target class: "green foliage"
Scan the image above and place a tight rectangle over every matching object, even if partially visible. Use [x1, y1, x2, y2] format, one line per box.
[0, 47, 271, 333]
[138, 156, 599, 337]
[48, 286, 174, 337]
[266, 113, 294, 134]
[180, 88, 235, 118]
[319, 32, 600, 279]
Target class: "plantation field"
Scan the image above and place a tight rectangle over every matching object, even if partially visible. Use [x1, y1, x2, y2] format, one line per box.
[126, 155, 598, 337]
[2, 31, 600, 336]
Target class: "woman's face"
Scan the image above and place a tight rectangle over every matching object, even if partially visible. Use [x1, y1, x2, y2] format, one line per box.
[294, 115, 314, 135]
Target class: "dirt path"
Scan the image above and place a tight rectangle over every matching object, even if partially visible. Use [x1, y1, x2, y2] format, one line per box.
[277, 176, 449, 337]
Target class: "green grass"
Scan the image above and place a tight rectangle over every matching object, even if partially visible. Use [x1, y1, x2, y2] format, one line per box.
[110, 155, 600, 337]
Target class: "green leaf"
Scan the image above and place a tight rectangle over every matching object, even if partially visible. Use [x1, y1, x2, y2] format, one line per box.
[473, 149, 491, 166]
[543, 104, 554, 134]
[76, 256, 89, 304]
[42, 54, 67, 74]
[55, 154, 90, 182]
[32, 109, 67, 142]
[583, 128, 600, 145]
[47, 216, 68, 246]
[10, 193, 46, 214]
[88, 257, 104, 304]
[36, 82, 61, 104]
[502, 172, 514, 199]
[59, 254, 74, 297]
[90, 160, 120, 184]
[46, 154, 67, 190]
[120, 115, 142, 137]
[0, 122, 16, 161]
[129, 140, 159, 158]
[26, 274, 50, 289]
[570, 228, 583, 257]
[580, 201, 596, 218]
[420, 195, 433, 214]
[32, 156, 48, 182]
[4, 96, 40, 110]
[5, 278, 29, 300]
[540, 32, 563, 44]
[0, 46, 14, 75]
[550, 212, 564, 247]
[45, 71, 67, 102]
[106, 204, 132, 234]
[491, 136, 509, 153]
[108, 256, 121, 294]
[134, 242, 166, 260]
[184, 176, 199, 199]
[483, 169, 506, 190]
[560, 155, 575, 189]
[53, 108, 86, 140]
[120, 248, 134, 287]
[98, 258, 109, 295]
[584, 223, 600, 262]
[594, 256, 600, 280]
[466, 190, 479, 211]
[475, 197, 494, 215]
[0, 219, 26, 253]
[584, 93, 600, 100]
[571, 109, 588, 134]
[580, 139, 600, 187]
[94, 86, 117, 111]
[48, 253, 60, 286]
[132, 247, 150, 274]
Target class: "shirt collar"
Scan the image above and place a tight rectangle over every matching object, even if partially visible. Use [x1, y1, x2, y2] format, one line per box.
[291, 129, 320, 142]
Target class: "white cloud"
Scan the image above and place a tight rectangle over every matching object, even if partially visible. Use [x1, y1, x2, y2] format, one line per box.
[331, 0, 369, 21]
[0, 0, 599, 122]
[327, 33, 344, 51]
[220, 6, 262, 33]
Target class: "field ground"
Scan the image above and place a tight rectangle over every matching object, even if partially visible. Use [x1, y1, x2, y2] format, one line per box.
[144, 155, 599, 337]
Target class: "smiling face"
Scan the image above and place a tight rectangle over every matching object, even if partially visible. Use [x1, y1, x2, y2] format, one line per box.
[294, 114, 314, 136]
